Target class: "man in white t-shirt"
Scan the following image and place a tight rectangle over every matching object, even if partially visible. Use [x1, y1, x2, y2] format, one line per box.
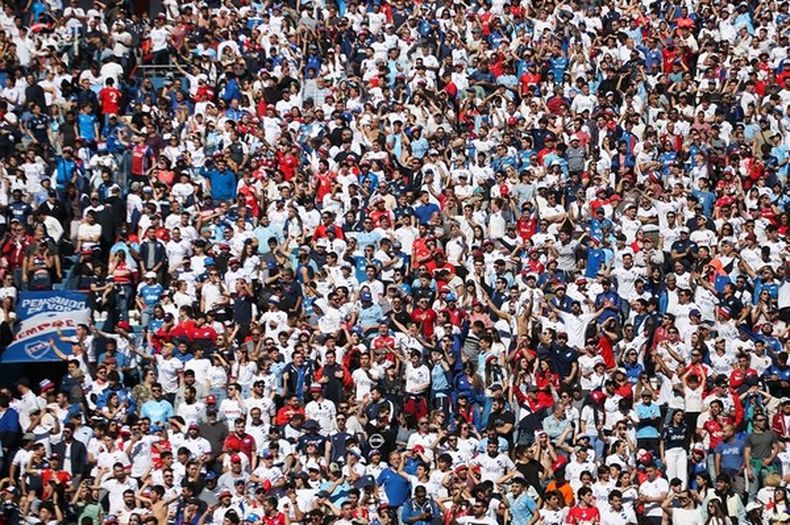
[600, 489, 637, 525]
[155, 344, 184, 398]
[638, 464, 669, 525]
[97, 462, 138, 514]
[404, 350, 431, 396]
[472, 441, 516, 484]
[304, 384, 337, 436]
[351, 353, 375, 402]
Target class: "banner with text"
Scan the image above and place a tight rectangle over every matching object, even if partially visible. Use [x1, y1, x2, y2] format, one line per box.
[1, 291, 91, 363]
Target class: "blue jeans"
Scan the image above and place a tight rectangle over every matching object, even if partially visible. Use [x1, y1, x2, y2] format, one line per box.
[115, 285, 133, 321]
[140, 307, 153, 329]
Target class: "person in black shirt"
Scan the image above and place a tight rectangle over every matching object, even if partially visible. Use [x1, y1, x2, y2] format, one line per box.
[718, 282, 745, 320]
[297, 419, 328, 456]
[363, 405, 398, 459]
[24, 75, 47, 116]
[489, 396, 516, 448]
[670, 228, 698, 270]
[278, 268, 303, 315]
[514, 445, 546, 496]
[232, 280, 254, 342]
[26, 103, 50, 148]
[388, 295, 412, 333]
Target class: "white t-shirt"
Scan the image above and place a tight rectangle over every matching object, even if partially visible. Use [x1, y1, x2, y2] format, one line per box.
[578, 353, 605, 390]
[639, 477, 669, 517]
[150, 26, 170, 52]
[218, 399, 245, 429]
[185, 358, 211, 385]
[351, 368, 375, 401]
[304, 399, 337, 435]
[404, 362, 430, 395]
[100, 476, 138, 514]
[156, 355, 184, 394]
[601, 506, 637, 525]
[559, 311, 599, 350]
[472, 452, 515, 483]
[539, 507, 569, 525]
[611, 266, 646, 301]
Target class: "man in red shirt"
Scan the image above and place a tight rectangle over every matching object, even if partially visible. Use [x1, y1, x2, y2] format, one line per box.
[223, 418, 257, 466]
[262, 495, 287, 525]
[313, 211, 344, 240]
[371, 322, 396, 354]
[190, 312, 218, 348]
[411, 297, 438, 339]
[699, 399, 729, 454]
[566, 486, 600, 525]
[1, 219, 32, 287]
[441, 294, 466, 327]
[275, 395, 306, 427]
[98, 78, 122, 122]
[130, 135, 154, 184]
[519, 62, 541, 95]
[411, 228, 433, 268]
[424, 251, 455, 279]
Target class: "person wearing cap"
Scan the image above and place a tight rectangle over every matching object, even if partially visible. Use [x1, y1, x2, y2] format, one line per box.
[304, 382, 337, 436]
[212, 488, 242, 524]
[217, 451, 249, 493]
[184, 419, 212, 459]
[136, 270, 164, 328]
[670, 225, 697, 271]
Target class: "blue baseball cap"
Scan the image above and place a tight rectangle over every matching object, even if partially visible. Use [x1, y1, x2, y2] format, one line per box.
[446, 293, 457, 302]
[204, 257, 215, 267]
[360, 292, 372, 302]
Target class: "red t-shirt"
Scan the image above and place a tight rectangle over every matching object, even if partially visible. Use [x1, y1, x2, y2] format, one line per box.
[411, 307, 438, 339]
[99, 87, 122, 115]
[191, 325, 218, 344]
[263, 513, 287, 525]
[223, 432, 256, 459]
[441, 306, 465, 327]
[566, 504, 600, 525]
[372, 335, 396, 351]
[275, 406, 305, 427]
[703, 417, 726, 450]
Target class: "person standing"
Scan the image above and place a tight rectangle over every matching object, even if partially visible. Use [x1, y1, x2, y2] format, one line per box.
[745, 413, 780, 502]
[639, 463, 669, 525]
[661, 409, 689, 488]
[503, 477, 539, 525]
[566, 486, 601, 525]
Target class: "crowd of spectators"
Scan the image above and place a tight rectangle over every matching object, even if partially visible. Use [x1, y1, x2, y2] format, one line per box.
[0, 0, 788, 524]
